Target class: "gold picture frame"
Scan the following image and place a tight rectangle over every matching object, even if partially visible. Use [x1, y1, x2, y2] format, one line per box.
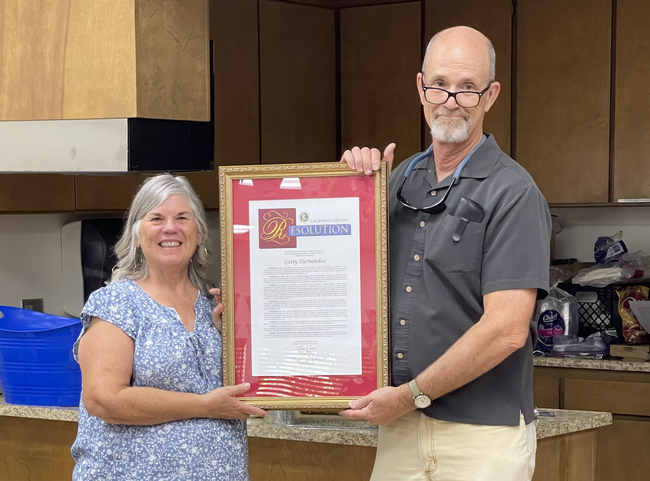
[219, 162, 389, 410]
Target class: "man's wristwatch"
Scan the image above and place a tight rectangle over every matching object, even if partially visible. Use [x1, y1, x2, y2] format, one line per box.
[408, 379, 431, 409]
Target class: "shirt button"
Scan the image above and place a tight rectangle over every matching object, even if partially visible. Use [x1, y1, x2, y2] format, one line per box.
[430, 190, 437, 196]
[400, 319, 406, 326]
[406, 286, 412, 292]
[414, 254, 420, 261]
[420, 221, 426, 227]
[397, 353, 404, 359]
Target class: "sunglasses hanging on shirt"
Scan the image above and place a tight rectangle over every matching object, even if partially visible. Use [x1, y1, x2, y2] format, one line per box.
[396, 136, 486, 214]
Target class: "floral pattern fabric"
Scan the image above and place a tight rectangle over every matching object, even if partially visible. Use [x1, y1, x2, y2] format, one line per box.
[71, 279, 248, 480]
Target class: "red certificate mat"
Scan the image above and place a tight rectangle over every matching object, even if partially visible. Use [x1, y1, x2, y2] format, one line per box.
[219, 164, 389, 409]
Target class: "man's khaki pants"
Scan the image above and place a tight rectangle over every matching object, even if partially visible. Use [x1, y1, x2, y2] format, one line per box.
[369, 411, 536, 481]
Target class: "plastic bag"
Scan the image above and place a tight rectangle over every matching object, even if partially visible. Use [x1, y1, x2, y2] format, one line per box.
[550, 331, 609, 359]
[617, 285, 650, 345]
[533, 268, 579, 355]
[594, 231, 628, 264]
[573, 251, 650, 288]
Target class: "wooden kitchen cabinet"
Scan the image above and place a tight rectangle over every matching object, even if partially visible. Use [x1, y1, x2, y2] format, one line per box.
[425, 0, 513, 156]
[533, 429, 597, 481]
[208, 0, 260, 170]
[0, 0, 210, 122]
[613, 0, 650, 202]
[534, 366, 650, 481]
[184, 0, 261, 210]
[249, 437, 376, 481]
[0, 174, 75, 213]
[593, 417, 650, 481]
[533, 371, 561, 409]
[1, 0, 215, 212]
[74, 175, 150, 212]
[340, 2, 422, 166]
[564, 378, 650, 417]
[0, 417, 77, 481]
[516, 0, 611, 204]
[259, 1, 336, 165]
[74, 0, 260, 211]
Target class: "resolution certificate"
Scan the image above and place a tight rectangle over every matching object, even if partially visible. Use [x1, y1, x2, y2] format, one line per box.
[248, 197, 361, 376]
[220, 163, 388, 409]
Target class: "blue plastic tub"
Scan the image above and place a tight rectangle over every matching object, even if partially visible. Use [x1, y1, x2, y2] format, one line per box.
[0, 306, 82, 406]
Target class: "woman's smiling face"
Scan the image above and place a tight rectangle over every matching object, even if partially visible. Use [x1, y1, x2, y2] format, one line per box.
[137, 194, 200, 273]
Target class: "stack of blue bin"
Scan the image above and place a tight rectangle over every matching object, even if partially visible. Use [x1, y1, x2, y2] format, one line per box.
[0, 306, 82, 406]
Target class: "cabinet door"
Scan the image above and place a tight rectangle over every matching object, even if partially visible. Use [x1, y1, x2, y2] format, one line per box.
[75, 0, 260, 211]
[0, 175, 75, 213]
[0, 417, 77, 481]
[249, 437, 376, 481]
[613, 0, 650, 202]
[1, 0, 210, 122]
[259, 1, 336, 164]
[595, 417, 650, 481]
[564, 378, 650, 416]
[533, 371, 560, 409]
[74, 175, 149, 211]
[340, 2, 421, 167]
[425, 0, 512, 156]
[185, 0, 260, 210]
[516, 0, 611, 204]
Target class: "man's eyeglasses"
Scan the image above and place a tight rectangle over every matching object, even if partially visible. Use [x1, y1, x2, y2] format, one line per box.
[421, 80, 492, 108]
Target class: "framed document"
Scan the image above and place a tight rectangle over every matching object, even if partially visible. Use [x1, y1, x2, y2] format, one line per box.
[219, 163, 389, 409]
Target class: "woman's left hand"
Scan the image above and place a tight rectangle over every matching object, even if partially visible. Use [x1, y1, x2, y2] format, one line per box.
[209, 288, 224, 333]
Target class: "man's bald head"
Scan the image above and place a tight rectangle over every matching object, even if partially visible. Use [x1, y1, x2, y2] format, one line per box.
[422, 26, 495, 81]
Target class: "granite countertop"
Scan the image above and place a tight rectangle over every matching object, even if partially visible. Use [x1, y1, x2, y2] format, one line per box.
[534, 356, 650, 372]
[247, 409, 612, 446]
[0, 397, 612, 447]
[0, 396, 79, 422]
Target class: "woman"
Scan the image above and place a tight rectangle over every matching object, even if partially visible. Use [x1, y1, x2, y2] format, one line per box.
[72, 174, 266, 480]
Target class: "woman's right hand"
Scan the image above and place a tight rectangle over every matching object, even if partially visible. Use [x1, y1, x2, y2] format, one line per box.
[201, 383, 268, 420]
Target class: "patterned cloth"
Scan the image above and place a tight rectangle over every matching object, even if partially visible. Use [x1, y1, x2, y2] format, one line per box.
[71, 279, 248, 480]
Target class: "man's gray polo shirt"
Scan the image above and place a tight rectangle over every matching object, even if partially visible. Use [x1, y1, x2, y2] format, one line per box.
[389, 133, 551, 426]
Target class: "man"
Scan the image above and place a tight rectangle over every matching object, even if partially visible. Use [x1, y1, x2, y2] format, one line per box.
[340, 26, 551, 481]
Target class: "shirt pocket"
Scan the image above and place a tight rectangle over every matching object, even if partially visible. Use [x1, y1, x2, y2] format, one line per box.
[425, 213, 484, 273]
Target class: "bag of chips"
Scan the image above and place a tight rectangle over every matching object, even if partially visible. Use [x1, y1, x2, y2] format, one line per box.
[616, 285, 650, 345]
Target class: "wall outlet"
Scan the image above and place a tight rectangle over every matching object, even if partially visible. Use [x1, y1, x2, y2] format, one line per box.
[22, 298, 44, 312]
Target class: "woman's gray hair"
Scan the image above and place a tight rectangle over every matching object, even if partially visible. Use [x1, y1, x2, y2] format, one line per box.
[111, 174, 214, 296]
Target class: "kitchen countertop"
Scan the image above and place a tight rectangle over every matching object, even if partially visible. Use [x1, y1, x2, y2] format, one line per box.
[248, 409, 612, 446]
[0, 397, 79, 422]
[0, 397, 612, 447]
[534, 356, 650, 372]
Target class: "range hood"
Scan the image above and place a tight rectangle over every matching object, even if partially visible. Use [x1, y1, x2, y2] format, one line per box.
[0, 116, 214, 173]
[0, 0, 213, 174]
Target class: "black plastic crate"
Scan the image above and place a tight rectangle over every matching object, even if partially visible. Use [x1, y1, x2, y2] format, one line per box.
[557, 283, 622, 340]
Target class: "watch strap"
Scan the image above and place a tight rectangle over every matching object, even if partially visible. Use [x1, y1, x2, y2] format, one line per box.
[408, 379, 422, 399]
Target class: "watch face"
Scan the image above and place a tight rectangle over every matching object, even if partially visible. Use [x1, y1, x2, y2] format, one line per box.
[414, 395, 431, 409]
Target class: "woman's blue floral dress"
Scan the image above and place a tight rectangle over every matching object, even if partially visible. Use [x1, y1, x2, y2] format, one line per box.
[71, 279, 248, 480]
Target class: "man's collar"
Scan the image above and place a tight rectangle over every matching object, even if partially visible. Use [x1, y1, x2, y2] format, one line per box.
[423, 133, 501, 188]
[460, 133, 501, 179]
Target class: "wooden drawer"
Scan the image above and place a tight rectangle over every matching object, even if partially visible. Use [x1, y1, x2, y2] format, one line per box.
[564, 379, 650, 416]
[533, 375, 561, 409]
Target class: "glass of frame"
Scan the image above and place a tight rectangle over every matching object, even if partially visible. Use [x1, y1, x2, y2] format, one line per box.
[218, 163, 389, 410]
